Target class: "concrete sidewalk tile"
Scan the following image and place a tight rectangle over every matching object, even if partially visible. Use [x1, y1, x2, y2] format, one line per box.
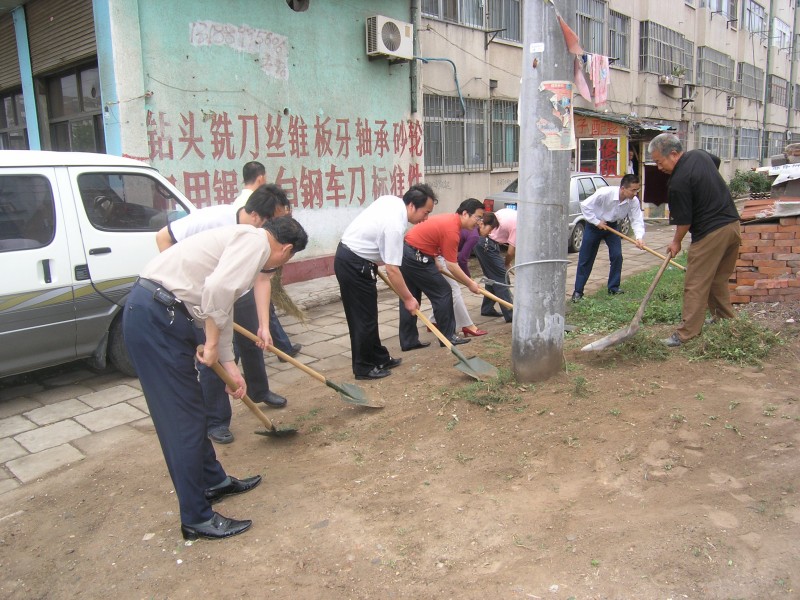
[6, 444, 85, 483]
[300, 340, 352, 360]
[24, 399, 93, 426]
[0, 437, 28, 462]
[0, 478, 20, 495]
[307, 354, 353, 372]
[309, 315, 345, 326]
[0, 397, 40, 420]
[0, 383, 44, 403]
[0, 415, 37, 438]
[14, 420, 91, 453]
[127, 396, 150, 415]
[315, 322, 351, 337]
[78, 384, 141, 409]
[31, 384, 94, 406]
[74, 403, 148, 432]
[267, 368, 314, 389]
[292, 331, 335, 345]
[328, 335, 353, 349]
[71, 424, 146, 455]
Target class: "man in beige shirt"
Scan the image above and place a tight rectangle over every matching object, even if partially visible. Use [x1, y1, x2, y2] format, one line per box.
[123, 216, 307, 541]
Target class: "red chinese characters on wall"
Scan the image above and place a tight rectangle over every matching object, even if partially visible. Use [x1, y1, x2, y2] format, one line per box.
[147, 110, 423, 208]
[599, 138, 618, 178]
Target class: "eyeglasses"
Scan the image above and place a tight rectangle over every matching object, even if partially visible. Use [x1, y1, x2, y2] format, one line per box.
[475, 216, 484, 223]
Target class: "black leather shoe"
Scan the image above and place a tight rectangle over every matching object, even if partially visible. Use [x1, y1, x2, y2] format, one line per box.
[608, 289, 625, 295]
[440, 336, 471, 347]
[378, 357, 402, 370]
[401, 341, 431, 352]
[571, 292, 584, 303]
[480, 309, 503, 317]
[181, 512, 252, 540]
[278, 343, 302, 362]
[261, 391, 287, 408]
[205, 475, 262, 504]
[208, 426, 234, 444]
[355, 367, 391, 380]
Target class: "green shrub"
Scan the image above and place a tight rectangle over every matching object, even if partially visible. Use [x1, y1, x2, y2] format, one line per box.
[728, 169, 772, 198]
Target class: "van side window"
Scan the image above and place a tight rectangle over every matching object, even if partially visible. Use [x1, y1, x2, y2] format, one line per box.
[578, 178, 596, 202]
[0, 175, 56, 252]
[78, 173, 190, 232]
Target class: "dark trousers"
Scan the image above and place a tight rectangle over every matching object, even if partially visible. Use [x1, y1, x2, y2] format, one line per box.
[123, 283, 226, 526]
[269, 302, 294, 354]
[334, 242, 391, 377]
[474, 237, 513, 322]
[200, 289, 270, 431]
[573, 222, 623, 294]
[398, 243, 455, 347]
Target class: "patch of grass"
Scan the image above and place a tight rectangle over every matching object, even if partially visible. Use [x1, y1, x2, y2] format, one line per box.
[295, 407, 322, 423]
[456, 453, 474, 464]
[453, 369, 520, 406]
[695, 392, 705, 401]
[572, 376, 589, 397]
[683, 314, 782, 367]
[611, 331, 670, 362]
[609, 408, 621, 417]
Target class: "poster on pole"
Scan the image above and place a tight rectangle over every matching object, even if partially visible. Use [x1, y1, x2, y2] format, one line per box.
[536, 81, 575, 151]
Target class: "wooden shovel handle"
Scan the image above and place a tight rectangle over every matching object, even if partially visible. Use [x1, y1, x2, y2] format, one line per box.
[232, 322, 327, 386]
[376, 270, 453, 350]
[603, 226, 686, 271]
[197, 345, 276, 431]
[440, 270, 514, 310]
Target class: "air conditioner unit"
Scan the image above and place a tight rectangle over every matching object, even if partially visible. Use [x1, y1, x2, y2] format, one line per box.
[366, 15, 414, 61]
[726, 96, 736, 110]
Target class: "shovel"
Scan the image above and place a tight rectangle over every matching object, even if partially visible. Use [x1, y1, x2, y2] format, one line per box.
[233, 323, 383, 409]
[604, 226, 686, 272]
[441, 270, 513, 310]
[197, 345, 298, 437]
[581, 252, 673, 352]
[376, 270, 498, 381]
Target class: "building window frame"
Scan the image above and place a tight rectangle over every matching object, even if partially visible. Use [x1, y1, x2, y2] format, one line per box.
[696, 123, 733, 159]
[0, 91, 29, 150]
[697, 47, 735, 92]
[608, 10, 630, 69]
[639, 21, 695, 83]
[742, 0, 766, 43]
[490, 100, 519, 169]
[737, 62, 764, 101]
[488, 0, 521, 43]
[772, 18, 792, 50]
[422, 0, 485, 28]
[576, 0, 607, 55]
[701, 0, 738, 20]
[765, 131, 785, 158]
[423, 94, 487, 174]
[735, 127, 760, 159]
[767, 75, 788, 108]
[578, 137, 620, 177]
[46, 63, 105, 153]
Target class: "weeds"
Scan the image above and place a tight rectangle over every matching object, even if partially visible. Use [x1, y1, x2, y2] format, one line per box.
[453, 369, 520, 406]
[683, 314, 782, 367]
[572, 376, 589, 397]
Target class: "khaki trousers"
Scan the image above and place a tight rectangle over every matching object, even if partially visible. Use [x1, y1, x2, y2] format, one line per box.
[677, 220, 741, 342]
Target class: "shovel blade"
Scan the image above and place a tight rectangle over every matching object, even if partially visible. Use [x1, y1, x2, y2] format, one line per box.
[254, 426, 299, 438]
[451, 347, 499, 380]
[581, 322, 640, 352]
[326, 380, 384, 408]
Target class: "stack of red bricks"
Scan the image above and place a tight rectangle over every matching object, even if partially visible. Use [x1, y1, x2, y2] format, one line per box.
[730, 216, 800, 304]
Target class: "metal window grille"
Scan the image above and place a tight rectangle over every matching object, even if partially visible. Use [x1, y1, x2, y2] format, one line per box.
[794, 84, 800, 111]
[772, 18, 792, 50]
[766, 131, 785, 157]
[735, 128, 760, 159]
[422, 0, 485, 28]
[737, 62, 764, 100]
[0, 91, 28, 150]
[697, 47, 735, 91]
[639, 21, 695, 83]
[423, 94, 487, 174]
[700, 0, 737, 18]
[767, 75, 788, 107]
[491, 100, 519, 169]
[608, 10, 630, 69]
[488, 0, 521, 42]
[743, 0, 766, 38]
[576, 0, 606, 55]
[695, 124, 732, 159]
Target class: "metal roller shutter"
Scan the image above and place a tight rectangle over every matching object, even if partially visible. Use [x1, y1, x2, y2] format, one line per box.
[27, 0, 96, 75]
[0, 14, 21, 91]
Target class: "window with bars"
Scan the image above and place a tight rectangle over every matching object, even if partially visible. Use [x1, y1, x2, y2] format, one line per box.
[422, 0, 485, 28]
[772, 18, 792, 50]
[490, 100, 519, 169]
[639, 22, 695, 83]
[737, 62, 764, 100]
[423, 95, 486, 173]
[767, 75, 788, 107]
[46, 64, 105, 153]
[696, 124, 732, 159]
[743, 0, 766, 39]
[488, 0, 521, 42]
[576, 0, 606, 55]
[608, 10, 630, 69]
[700, 0, 737, 18]
[735, 128, 760, 159]
[766, 131, 785, 157]
[794, 84, 800, 111]
[697, 47, 735, 91]
[0, 91, 28, 150]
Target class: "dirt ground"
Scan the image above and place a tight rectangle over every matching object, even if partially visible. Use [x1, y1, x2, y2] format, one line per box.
[1, 302, 799, 600]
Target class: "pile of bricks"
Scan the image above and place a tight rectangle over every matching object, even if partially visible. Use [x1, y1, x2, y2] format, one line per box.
[730, 216, 800, 304]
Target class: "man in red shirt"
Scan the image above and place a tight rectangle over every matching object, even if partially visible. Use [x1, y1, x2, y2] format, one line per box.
[399, 198, 484, 350]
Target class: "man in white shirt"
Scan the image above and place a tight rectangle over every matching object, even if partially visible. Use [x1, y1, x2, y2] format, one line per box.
[334, 184, 436, 380]
[571, 174, 645, 301]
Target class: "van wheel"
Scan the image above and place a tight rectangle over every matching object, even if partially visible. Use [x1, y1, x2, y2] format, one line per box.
[108, 317, 137, 377]
[568, 221, 584, 253]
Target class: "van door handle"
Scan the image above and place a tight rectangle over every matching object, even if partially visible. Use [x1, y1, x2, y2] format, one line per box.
[89, 247, 112, 255]
[42, 259, 52, 284]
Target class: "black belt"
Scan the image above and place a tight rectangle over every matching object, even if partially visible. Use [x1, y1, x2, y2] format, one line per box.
[136, 277, 192, 319]
[404, 242, 434, 262]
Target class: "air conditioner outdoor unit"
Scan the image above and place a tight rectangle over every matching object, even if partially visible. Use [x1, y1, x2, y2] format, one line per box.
[726, 96, 736, 110]
[366, 15, 414, 61]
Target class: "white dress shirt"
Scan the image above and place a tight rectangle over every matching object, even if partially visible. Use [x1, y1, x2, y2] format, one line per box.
[580, 186, 645, 240]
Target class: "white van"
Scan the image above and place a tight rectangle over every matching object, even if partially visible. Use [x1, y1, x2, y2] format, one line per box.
[0, 151, 195, 378]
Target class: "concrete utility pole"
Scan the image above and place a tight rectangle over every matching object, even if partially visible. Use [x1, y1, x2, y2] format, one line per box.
[512, 0, 575, 382]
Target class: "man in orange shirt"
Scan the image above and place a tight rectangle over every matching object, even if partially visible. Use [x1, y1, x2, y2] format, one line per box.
[399, 198, 484, 350]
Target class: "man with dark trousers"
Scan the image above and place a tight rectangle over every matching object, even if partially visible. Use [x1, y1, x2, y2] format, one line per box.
[335, 184, 436, 380]
[648, 133, 742, 347]
[399, 198, 484, 350]
[571, 174, 645, 302]
[155, 184, 293, 445]
[124, 217, 308, 540]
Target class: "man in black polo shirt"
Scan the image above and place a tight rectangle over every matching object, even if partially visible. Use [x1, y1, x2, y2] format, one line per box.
[648, 133, 741, 347]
